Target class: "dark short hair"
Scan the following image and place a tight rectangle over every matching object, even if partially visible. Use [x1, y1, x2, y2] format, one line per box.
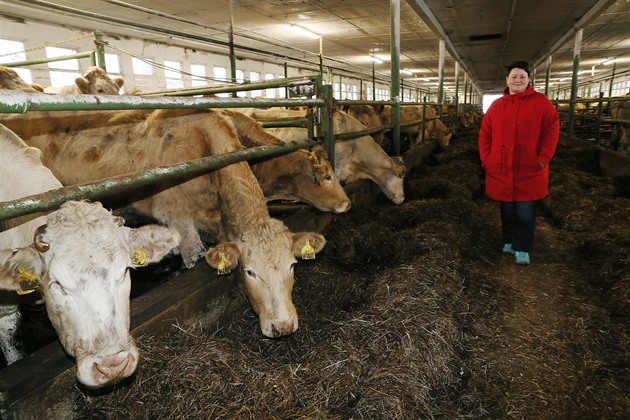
[505, 60, 532, 77]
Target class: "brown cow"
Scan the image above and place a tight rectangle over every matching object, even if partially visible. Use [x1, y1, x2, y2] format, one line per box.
[218, 109, 351, 213]
[255, 108, 406, 204]
[610, 99, 630, 153]
[0, 66, 42, 93]
[339, 104, 386, 145]
[2, 108, 326, 338]
[43, 66, 124, 95]
[378, 104, 453, 147]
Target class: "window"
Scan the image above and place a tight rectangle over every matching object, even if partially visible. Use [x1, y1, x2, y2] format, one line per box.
[350, 84, 358, 100]
[132, 57, 153, 75]
[265, 73, 277, 98]
[212, 66, 229, 97]
[235, 69, 246, 97]
[105, 53, 121, 74]
[191, 64, 207, 87]
[46, 46, 80, 87]
[250, 71, 261, 98]
[46, 47, 79, 70]
[0, 38, 32, 83]
[164, 60, 183, 89]
[103, 53, 123, 93]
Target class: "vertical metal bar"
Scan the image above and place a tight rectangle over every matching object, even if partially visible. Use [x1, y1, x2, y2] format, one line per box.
[390, 0, 401, 156]
[228, 0, 237, 98]
[320, 84, 335, 162]
[596, 92, 604, 145]
[437, 39, 445, 118]
[608, 60, 616, 97]
[93, 30, 106, 71]
[463, 73, 469, 109]
[545, 56, 552, 97]
[421, 97, 427, 143]
[568, 29, 583, 140]
[319, 37, 324, 77]
[372, 60, 376, 101]
[284, 62, 289, 98]
[454, 61, 460, 118]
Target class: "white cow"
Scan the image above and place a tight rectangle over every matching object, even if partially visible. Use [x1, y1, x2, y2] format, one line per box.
[0, 124, 180, 387]
[44, 66, 124, 95]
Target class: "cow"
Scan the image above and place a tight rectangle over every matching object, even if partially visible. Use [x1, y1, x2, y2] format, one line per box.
[610, 99, 630, 153]
[338, 104, 386, 145]
[378, 104, 453, 147]
[2, 109, 327, 338]
[218, 109, 351, 213]
[0, 124, 181, 387]
[43, 66, 124, 95]
[0, 66, 42, 93]
[253, 108, 406, 204]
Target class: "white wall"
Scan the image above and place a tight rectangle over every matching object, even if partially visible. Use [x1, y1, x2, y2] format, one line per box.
[0, 17, 321, 96]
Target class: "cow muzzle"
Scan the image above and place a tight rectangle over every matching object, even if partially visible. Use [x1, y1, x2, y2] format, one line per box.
[78, 349, 139, 387]
[263, 317, 298, 338]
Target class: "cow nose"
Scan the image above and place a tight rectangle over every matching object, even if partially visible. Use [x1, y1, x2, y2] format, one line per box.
[91, 351, 137, 385]
[271, 320, 295, 338]
[336, 199, 351, 213]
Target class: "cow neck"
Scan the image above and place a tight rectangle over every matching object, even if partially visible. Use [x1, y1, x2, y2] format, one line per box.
[217, 159, 270, 239]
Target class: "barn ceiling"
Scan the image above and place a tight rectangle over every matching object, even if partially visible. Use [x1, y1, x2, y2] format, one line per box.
[1, 0, 629, 94]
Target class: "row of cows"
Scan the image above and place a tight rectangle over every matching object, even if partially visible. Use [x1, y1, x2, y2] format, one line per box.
[0, 65, 452, 388]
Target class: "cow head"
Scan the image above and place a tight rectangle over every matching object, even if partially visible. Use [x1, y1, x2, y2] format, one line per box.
[206, 219, 325, 338]
[383, 155, 406, 204]
[76, 66, 124, 95]
[438, 127, 453, 148]
[290, 146, 351, 213]
[8, 201, 180, 387]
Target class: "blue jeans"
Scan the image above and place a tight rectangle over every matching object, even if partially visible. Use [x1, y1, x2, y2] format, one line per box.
[500, 201, 537, 253]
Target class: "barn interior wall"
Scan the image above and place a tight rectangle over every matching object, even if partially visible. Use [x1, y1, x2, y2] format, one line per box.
[0, 17, 381, 97]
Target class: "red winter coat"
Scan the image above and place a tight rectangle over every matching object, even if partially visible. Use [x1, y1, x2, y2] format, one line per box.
[479, 85, 559, 202]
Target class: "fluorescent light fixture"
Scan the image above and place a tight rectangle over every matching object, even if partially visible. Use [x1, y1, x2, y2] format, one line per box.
[289, 24, 320, 39]
[370, 55, 383, 64]
[401, 69, 413, 75]
[602, 58, 615, 65]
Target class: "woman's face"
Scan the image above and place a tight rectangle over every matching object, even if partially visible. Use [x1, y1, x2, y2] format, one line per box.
[506, 68, 530, 94]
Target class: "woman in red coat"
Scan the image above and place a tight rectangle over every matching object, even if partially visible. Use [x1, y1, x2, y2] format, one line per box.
[479, 60, 560, 265]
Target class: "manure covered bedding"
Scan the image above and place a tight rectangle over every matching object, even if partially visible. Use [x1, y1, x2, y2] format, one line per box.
[69, 128, 629, 418]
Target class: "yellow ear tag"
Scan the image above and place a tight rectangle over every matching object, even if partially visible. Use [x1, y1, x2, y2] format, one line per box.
[301, 240, 315, 260]
[217, 252, 231, 275]
[17, 267, 39, 295]
[131, 247, 148, 267]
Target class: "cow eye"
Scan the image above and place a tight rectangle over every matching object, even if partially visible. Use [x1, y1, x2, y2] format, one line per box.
[245, 268, 256, 279]
[325, 175, 333, 181]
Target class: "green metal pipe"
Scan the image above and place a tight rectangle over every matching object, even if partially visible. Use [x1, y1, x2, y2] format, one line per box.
[390, 0, 401, 156]
[140, 76, 320, 97]
[0, 91, 325, 113]
[319, 84, 335, 162]
[0, 51, 96, 68]
[93, 30, 106, 70]
[0, 141, 318, 221]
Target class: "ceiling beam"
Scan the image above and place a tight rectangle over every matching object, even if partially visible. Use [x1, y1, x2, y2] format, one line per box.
[532, 0, 617, 69]
[405, 0, 478, 91]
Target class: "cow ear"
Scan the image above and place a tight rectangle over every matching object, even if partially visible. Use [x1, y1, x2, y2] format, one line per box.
[0, 247, 44, 293]
[291, 232, 326, 259]
[114, 77, 124, 88]
[205, 243, 240, 275]
[75, 76, 89, 91]
[128, 225, 181, 266]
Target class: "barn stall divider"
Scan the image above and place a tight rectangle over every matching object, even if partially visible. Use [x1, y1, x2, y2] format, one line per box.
[0, 79, 440, 417]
